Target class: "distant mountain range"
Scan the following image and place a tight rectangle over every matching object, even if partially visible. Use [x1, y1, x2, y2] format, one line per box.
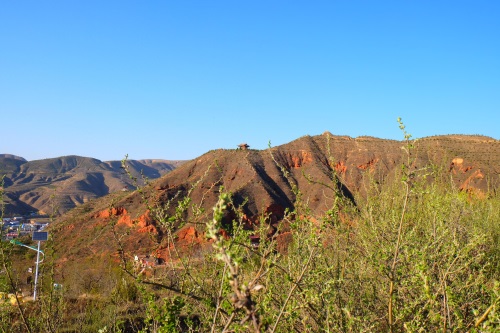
[0, 154, 186, 216]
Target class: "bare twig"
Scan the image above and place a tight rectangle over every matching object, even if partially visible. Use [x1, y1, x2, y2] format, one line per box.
[270, 246, 316, 333]
[211, 263, 228, 333]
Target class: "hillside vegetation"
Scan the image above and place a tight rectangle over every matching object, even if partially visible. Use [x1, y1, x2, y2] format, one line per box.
[1, 128, 499, 332]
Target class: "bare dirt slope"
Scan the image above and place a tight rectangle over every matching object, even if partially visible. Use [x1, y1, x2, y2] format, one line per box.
[50, 133, 500, 266]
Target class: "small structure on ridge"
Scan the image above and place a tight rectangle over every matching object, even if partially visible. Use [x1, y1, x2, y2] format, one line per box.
[238, 143, 250, 150]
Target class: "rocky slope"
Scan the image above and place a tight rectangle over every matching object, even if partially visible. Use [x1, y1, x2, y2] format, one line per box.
[0, 155, 185, 215]
[50, 133, 500, 265]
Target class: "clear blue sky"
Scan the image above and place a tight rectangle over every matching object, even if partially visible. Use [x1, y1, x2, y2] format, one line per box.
[1, 1, 499, 161]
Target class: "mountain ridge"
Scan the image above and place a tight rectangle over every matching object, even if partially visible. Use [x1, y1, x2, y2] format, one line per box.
[0, 155, 186, 216]
[49, 133, 500, 267]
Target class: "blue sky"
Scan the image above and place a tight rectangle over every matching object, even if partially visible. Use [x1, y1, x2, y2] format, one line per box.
[1, 1, 499, 161]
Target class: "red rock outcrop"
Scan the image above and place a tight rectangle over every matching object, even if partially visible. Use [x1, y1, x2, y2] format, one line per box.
[449, 157, 473, 174]
[92, 206, 157, 233]
[92, 207, 128, 219]
[287, 150, 313, 169]
[155, 225, 207, 260]
[459, 169, 485, 191]
[334, 161, 347, 174]
[357, 158, 379, 171]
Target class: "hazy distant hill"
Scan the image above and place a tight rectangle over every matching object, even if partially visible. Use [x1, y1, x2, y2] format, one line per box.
[0, 154, 27, 174]
[0, 154, 27, 161]
[0, 155, 186, 216]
